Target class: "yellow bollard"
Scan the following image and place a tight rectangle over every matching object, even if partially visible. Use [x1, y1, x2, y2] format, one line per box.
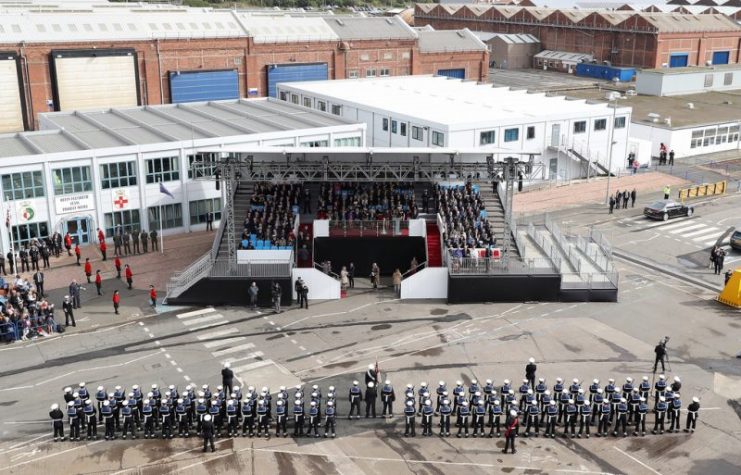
[717, 268, 741, 308]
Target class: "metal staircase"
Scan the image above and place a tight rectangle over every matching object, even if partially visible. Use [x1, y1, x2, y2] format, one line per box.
[478, 186, 520, 257]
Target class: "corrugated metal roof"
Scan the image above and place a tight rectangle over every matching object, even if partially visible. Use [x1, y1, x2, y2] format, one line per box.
[0, 98, 353, 158]
[534, 50, 594, 63]
[324, 15, 416, 41]
[236, 14, 339, 43]
[416, 28, 488, 53]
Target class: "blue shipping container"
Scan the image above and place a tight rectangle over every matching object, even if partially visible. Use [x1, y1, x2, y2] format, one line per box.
[436, 68, 466, 79]
[267, 63, 328, 98]
[575, 63, 636, 82]
[169, 70, 239, 104]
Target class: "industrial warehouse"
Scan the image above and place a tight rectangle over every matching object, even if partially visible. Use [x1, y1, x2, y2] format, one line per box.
[0, 2, 488, 133]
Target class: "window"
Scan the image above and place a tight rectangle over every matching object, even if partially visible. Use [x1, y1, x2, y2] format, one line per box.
[1, 171, 44, 200]
[382, 118, 389, 131]
[187, 153, 217, 179]
[366, 68, 376, 78]
[104, 210, 141, 238]
[348, 70, 359, 79]
[11, 222, 49, 248]
[316, 100, 327, 112]
[148, 203, 183, 230]
[383, 52, 393, 60]
[100, 161, 137, 189]
[432, 131, 444, 146]
[614, 116, 626, 129]
[400, 123, 407, 137]
[527, 126, 535, 140]
[299, 140, 329, 147]
[380, 68, 390, 77]
[412, 126, 423, 141]
[303, 97, 312, 108]
[724, 72, 733, 86]
[334, 137, 361, 147]
[360, 54, 370, 62]
[291, 94, 299, 105]
[279, 91, 288, 101]
[331, 104, 342, 116]
[594, 119, 607, 131]
[401, 52, 410, 60]
[704, 74, 713, 88]
[391, 120, 398, 134]
[504, 128, 519, 142]
[573, 121, 586, 134]
[145, 157, 179, 184]
[52, 166, 92, 195]
[189, 198, 222, 224]
[480, 130, 496, 145]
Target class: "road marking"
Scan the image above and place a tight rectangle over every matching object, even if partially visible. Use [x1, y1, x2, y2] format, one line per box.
[189, 321, 227, 331]
[232, 359, 271, 373]
[182, 314, 224, 326]
[613, 446, 662, 475]
[138, 322, 144, 326]
[155, 341, 161, 345]
[0, 440, 104, 471]
[165, 353, 171, 359]
[176, 308, 215, 319]
[197, 328, 238, 340]
[170, 360, 178, 366]
[299, 346, 306, 351]
[691, 231, 722, 242]
[221, 351, 264, 367]
[667, 223, 707, 234]
[147, 333, 154, 338]
[176, 368, 183, 373]
[203, 337, 246, 349]
[184, 375, 191, 382]
[269, 321, 275, 326]
[211, 342, 256, 357]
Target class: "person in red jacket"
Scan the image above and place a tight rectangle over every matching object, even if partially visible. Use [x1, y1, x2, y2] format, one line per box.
[100, 241, 107, 261]
[149, 285, 157, 307]
[124, 264, 133, 290]
[75, 243, 81, 266]
[64, 233, 73, 256]
[112, 290, 120, 315]
[84, 258, 92, 283]
[97, 228, 105, 244]
[95, 270, 102, 296]
[114, 256, 122, 279]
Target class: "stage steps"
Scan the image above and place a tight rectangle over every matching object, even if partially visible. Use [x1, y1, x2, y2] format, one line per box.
[425, 221, 443, 267]
[478, 186, 520, 258]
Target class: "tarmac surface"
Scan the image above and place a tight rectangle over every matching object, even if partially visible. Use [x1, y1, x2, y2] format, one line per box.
[0, 168, 740, 475]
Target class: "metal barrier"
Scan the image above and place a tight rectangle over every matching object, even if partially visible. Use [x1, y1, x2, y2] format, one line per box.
[210, 259, 292, 278]
[328, 219, 409, 237]
[678, 180, 726, 202]
[448, 255, 557, 275]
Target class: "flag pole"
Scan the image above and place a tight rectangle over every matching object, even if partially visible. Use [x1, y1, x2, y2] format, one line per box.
[159, 203, 164, 254]
[5, 195, 15, 267]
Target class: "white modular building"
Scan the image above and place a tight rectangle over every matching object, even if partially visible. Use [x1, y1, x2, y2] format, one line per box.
[276, 75, 633, 180]
[0, 98, 365, 253]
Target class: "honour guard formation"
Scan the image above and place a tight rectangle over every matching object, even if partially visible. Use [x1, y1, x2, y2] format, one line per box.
[49, 360, 702, 454]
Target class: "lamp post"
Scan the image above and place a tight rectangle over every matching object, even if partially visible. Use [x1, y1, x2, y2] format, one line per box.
[605, 92, 623, 204]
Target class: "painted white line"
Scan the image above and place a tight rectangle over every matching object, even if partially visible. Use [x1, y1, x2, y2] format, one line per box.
[182, 314, 224, 327]
[147, 333, 155, 338]
[176, 368, 183, 373]
[170, 360, 177, 366]
[143, 327, 149, 332]
[0, 440, 104, 472]
[211, 343, 256, 357]
[189, 321, 227, 332]
[184, 375, 191, 382]
[176, 308, 215, 319]
[155, 341, 161, 345]
[232, 359, 272, 373]
[178, 452, 233, 472]
[667, 223, 707, 234]
[613, 446, 662, 475]
[221, 351, 264, 367]
[269, 321, 275, 326]
[203, 337, 246, 349]
[138, 322, 144, 326]
[680, 226, 718, 238]
[299, 346, 306, 351]
[197, 328, 238, 340]
[164, 353, 171, 359]
[691, 232, 722, 242]
[0, 386, 33, 393]
[290, 339, 297, 344]
[0, 322, 137, 353]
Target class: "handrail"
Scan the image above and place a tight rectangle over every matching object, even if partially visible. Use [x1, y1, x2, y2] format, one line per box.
[313, 261, 340, 280]
[210, 213, 227, 260]
[401, 261, 427, 279]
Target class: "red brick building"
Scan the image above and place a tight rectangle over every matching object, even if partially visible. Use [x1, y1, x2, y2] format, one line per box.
[0, 10, 488, 131]
[415, 4, 741, 70]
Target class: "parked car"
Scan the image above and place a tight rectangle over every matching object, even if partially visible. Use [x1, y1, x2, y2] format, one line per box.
[731, 226, 741, 251]
[643, 200, 694, 221]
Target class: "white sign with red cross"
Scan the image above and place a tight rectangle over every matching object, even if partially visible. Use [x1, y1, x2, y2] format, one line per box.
[112, 189, 129, 210]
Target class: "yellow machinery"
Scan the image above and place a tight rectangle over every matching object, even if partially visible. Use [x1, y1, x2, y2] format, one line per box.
[717, 268, 741, 308]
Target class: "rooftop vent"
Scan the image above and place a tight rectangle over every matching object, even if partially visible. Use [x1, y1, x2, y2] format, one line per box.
[647, 112, 661, 123]
[687, 102, 694, 109]
[457, 31, 465, 38]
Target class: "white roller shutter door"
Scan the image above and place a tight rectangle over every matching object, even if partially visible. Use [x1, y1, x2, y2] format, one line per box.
[54, 54, 138, 111]
[0, 57, 24, 133]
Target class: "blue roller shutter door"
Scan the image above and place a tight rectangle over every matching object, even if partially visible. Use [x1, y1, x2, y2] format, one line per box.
[669, 54, 688, 68]
[437, 68, 466, 79]
[267, 63, 329, 98]
[712, 51, 729, 65]
[169, 70, 239, 104]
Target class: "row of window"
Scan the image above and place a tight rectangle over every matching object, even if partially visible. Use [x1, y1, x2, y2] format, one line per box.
[10, 199, 222, 247]
[3, 158, 188, 201]
[704, 72, 734, 88]
[690, 125, 740, 149]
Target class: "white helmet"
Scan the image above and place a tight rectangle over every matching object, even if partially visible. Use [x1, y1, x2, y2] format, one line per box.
[64, 387, 72, 393]
[692, 397, 699, 403]
[385, 380, 391, 385]
[224, 362, 231, 368]
[593, 379, 599, 384]
[486, 379, 492, 384]
[523, 379, 528, 384]
[67, 401, 75, 407]
[406, 401, 413, 406]
[510, 410, 517, 416]
[456, 381, 462, 386]
[310, 401, 316, 406]
[626, 377, 633, 383]
[504, 379, 510, 385]
[73, 392, 79, 398]
[439, 381, 445, 386]
[674, 376, 681, 382]
[312, 385, 318, 390]
[97, 386, 104, 391]
[152, 384, 158, 389]
[421, 382, 428, 387]
[368, 364, 375, 370]
[204, 415, 212, 421]
[177, 398, 183, 404]
[51, 404, 59, 410]
[79, 382, 86, 388]
[367, 382, 375, 388]
[328, 401, 334, 406]
[527, 389, 533, 395]
[424, 399, 431, 406]
[144, 399, 150, 405]
[132, 385, 139, 390]
[122, 401, 129, 406]
[572, 378, 579, 384]
[353, 381, 359, 386]
[528, 357, 535, 363]
[85, 400, 92, 405]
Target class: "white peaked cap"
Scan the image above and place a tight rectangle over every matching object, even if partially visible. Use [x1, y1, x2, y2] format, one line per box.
[510, 410, 517, 416]
[368, 364, 374, 369]
[51, 404, 58, 410]
[529, 357, 535, 363]
[224, 362, 230, 368]
[204, 415, 212, 421]
[692, 397, 699, 403]
[385, 380, 391, 385]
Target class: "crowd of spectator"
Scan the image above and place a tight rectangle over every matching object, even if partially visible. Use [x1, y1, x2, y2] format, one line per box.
[315, 183, 419, 222]
[240, 183, 300, 249]
[0, 260, 56, 342]
[436, 183, 496, 256]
